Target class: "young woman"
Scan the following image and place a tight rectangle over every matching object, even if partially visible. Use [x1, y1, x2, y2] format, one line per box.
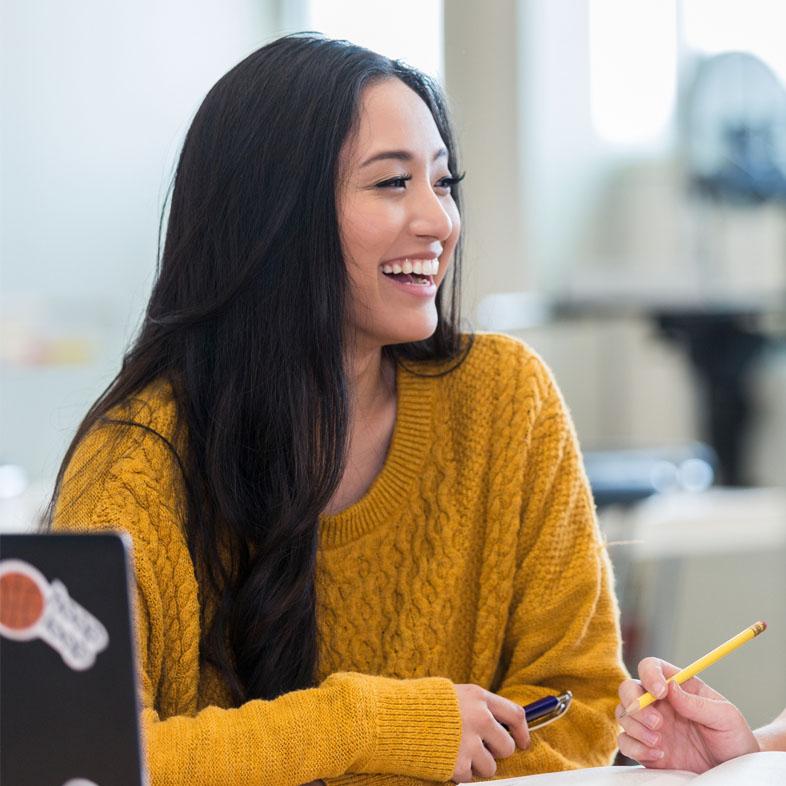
[50, 34, 626, 785]
[618, 657, 786, 771]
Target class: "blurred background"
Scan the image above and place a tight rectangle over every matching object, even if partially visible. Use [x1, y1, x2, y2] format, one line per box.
[2, 0, 785, 730]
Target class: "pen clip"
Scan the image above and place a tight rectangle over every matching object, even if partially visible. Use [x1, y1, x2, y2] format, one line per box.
[527, 690, 573, 731]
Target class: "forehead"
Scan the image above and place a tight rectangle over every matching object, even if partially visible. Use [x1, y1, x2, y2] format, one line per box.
[348, 78, 446, 161]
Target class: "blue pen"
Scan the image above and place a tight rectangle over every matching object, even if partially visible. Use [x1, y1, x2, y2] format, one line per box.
[522, 690, 572, 731]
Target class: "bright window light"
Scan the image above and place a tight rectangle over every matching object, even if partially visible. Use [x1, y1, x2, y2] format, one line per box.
[305, 0, 443, 81]
[682, 0, 786, 84]
[589, 0, 677, 148]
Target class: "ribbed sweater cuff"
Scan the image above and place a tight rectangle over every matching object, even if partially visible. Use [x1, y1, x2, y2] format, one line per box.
[355, 675, 461, 780]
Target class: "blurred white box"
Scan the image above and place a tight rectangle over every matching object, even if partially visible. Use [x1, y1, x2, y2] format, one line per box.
[603, 488, 786, 727]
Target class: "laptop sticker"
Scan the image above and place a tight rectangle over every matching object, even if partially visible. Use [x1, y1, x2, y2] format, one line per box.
[0, 559, 109, 670]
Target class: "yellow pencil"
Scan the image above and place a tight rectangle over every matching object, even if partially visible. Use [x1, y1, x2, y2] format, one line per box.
[621, 620, 767, 718]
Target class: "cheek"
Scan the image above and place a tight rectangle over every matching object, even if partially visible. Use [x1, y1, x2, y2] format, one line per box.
[346, 257, 378, 299]
[340, 201, 401, 261]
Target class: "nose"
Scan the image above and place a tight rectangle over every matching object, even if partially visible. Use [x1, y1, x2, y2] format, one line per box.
[409, 185, 454, 241]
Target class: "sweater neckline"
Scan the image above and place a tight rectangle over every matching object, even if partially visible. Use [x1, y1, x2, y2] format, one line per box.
[319, 362, 435, 548]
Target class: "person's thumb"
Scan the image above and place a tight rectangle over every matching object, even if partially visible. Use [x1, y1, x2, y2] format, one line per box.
[666, 681, 734, 730]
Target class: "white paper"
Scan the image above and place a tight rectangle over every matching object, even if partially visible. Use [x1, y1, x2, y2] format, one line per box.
[691, 751, 786, 785]
[461, 766, 693, 786]
[461, 751, 786, 785]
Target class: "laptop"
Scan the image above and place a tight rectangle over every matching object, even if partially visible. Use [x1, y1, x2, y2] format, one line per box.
[0, 532, 145, 786]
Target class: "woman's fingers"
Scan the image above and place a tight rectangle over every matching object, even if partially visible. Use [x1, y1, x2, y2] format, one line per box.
[482, 724, 516, 759]
[486, 692, 530, 750]
[452, 685, 522, 782]
[481, 715, 517, 759]
[471, 743, 498, 779]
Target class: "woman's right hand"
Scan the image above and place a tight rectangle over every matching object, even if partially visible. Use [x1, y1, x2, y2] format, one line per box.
[617, 657, 758, 773]
[451, 684, 530, 783]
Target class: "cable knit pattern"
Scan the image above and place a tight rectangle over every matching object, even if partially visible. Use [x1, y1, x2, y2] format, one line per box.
[53, 333, 626, 786]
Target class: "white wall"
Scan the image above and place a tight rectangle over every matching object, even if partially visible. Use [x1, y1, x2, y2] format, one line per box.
[443, 0, 529, 312]
[1, 0, 277, 482]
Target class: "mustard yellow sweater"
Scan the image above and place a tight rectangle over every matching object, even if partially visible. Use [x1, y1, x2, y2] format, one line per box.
[54, 333, 626, 786]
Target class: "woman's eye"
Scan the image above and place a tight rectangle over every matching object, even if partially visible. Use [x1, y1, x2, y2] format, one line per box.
[374, 172, 465, 191]
[376, 176, 411, 189]
[436, 173, 466, 191]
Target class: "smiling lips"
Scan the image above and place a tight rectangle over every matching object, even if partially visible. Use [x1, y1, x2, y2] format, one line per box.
[380, 258, 439, 276]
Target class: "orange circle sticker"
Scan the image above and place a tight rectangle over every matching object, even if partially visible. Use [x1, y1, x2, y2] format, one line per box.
[0, 571, 45, 629]
[0, 558, 109, 669]
[0, 560, 50, 641]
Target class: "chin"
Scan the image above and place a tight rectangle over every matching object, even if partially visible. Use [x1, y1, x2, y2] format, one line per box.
[386, 321, 438, 347]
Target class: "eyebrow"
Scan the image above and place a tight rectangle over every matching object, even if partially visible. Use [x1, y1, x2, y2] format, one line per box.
[360, 147, 448, 168]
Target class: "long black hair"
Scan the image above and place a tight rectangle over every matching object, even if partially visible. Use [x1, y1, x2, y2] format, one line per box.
[48, 34, 467, 704]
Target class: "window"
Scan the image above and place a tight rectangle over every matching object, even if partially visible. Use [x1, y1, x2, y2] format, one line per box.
[303, 0, 443, 81]
[589, 0, 678, 149]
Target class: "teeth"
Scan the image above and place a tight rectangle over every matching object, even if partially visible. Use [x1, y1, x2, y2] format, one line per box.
[381, 259, 440, 276]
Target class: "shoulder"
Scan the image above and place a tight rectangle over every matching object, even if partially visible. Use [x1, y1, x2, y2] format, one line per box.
[104, 377, 180, 442]
[460, 332, 550, 377]
[433, 332, 558, 414]
[401, 333, 566, 454]
[54, 378, 185, 535]
[73, 377, 179, 470]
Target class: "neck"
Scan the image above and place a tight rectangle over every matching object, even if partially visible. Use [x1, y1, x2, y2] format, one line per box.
[345, 343, 395, 422]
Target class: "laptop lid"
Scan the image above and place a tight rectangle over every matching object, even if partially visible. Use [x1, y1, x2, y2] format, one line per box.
[1, 532, 145, 786]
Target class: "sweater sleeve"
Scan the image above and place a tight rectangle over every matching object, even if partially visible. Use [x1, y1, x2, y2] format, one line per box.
[138, 670, 460, 786]
[491, 368, 628, 777]
[53, 422, 462, 786]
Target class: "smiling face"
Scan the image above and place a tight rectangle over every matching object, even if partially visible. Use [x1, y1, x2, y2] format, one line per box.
[337, 78, 461, 352]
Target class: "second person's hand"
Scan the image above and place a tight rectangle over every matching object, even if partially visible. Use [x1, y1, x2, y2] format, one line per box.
[451, 684, 530, 783]
[617, 657, 758, 773]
